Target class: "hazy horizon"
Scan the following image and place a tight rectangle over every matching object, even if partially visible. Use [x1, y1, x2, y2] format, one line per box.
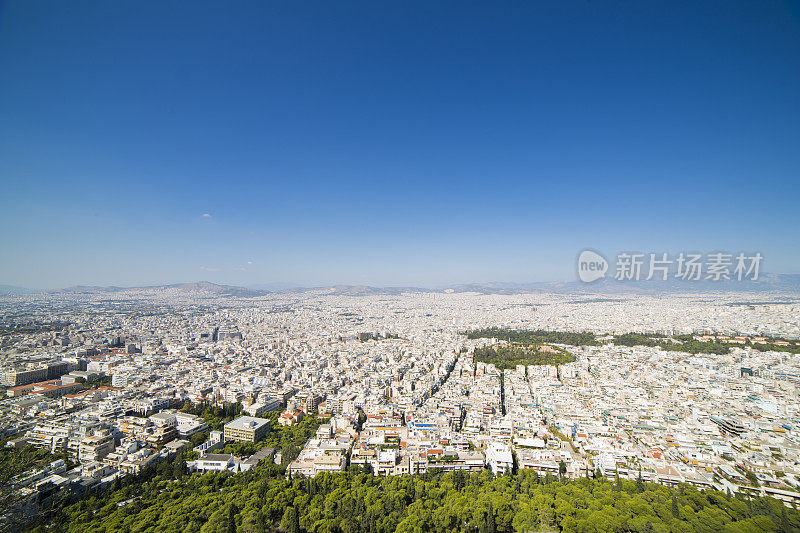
[4, 272, 800, 293]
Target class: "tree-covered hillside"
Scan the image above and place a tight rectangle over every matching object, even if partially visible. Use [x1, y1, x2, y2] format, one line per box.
[30, 467, 798, 533]
[612, 334, 731, 355]
[466, 329, 598, 347]
[473, 345, 575, 369]
[466, 328, 738, 355]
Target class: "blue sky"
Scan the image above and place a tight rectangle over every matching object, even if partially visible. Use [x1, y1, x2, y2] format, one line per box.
[1, 1, 799, 288]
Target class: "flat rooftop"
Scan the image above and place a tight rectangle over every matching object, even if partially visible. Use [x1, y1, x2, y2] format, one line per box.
[224, 416, 270, 431]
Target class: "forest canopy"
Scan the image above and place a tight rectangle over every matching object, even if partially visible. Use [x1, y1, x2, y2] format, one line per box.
[466, 328, 597, 347]
[473, 345, 576, 369]
[29, 466, 799, 533]
[466, 328, 736, 355]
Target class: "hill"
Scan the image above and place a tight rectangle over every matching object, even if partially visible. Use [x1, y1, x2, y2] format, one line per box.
[31, 466, 799, 533]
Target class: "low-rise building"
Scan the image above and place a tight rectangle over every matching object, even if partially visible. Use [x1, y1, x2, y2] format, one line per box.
[224, 416, 271, 443]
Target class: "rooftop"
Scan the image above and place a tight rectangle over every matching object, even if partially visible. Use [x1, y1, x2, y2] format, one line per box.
[224, 416, 270, 431]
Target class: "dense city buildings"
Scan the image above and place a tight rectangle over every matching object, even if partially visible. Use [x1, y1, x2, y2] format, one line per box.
[2, 284, 800, 528]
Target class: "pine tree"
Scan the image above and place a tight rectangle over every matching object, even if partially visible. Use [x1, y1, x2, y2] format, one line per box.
[671, 496, 680, 519]
[174, 453, 185, 479]
[227, 504, 238, 533]
[291, 507, 301, 533]
[281, 507, 300, 533]
[479, 507, 495, 533]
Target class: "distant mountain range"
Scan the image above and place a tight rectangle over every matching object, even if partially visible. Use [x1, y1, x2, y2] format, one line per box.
[445, 274, 800, 295]
[0, 284, 38, 295]
[2, 274, 799, 297]
[46, 281, 264, 298]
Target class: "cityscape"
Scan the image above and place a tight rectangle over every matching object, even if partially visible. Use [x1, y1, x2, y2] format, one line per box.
[2, 284, 800, 531]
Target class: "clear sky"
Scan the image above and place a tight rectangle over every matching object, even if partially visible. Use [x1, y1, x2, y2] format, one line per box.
[1, 1, 799, 289]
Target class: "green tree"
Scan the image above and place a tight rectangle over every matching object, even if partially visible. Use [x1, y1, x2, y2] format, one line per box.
[19, 456, 800, 533]
[281, 507, 300, 533]
[227, 503, 238, 533]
